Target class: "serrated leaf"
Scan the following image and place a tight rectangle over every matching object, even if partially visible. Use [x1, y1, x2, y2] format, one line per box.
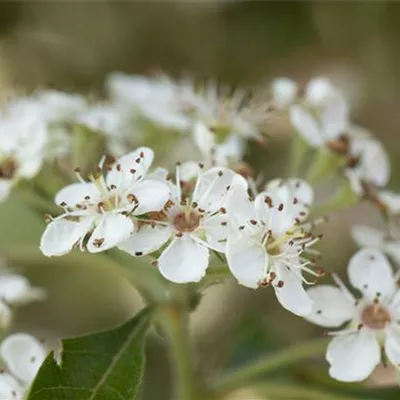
[27, 307, 153, 400]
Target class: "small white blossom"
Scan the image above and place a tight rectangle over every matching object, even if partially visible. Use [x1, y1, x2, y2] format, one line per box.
[189, 83, 268, 167]
[305, 248, 400, 382]
[344, 126, 390, 195]
[106, 73, 192, 130]
[271, 77, 298, 109]
[225, 180, 321, 316]
[289, 78, 349, 148]
[0, 107, 48, 201]
[0, 333, 47, 399]
[0, 264, 45, 331]
[119, 166, 247, 283]
[40, 147, 170, 256]
[352, 225, 400, 265]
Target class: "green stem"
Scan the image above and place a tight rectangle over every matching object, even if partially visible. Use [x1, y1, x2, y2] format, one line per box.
[214, 338, 328, 396]
[159, 303, 200, 400]
[250, 382, 362, 400]
[288, 134, 308, 178]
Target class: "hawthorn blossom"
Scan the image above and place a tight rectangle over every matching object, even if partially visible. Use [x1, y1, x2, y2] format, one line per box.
[271, 77, 298, 109]
[106, 73, 192, 130]
[344, 126, 390, 195]
[225, 181, 321, 316]
[0, 107, 48, 201]
[289, 77, 349, 148]
[119, 166, 247, 283]
[352, 225, 400, 265]
[190, 83, 268, 167]
[0, 267, 45, 331]
[0, 334, 47, 399]
[40, 147, 170, 256]
[305, 248, 400, 382]
[289, 78, 389, 195]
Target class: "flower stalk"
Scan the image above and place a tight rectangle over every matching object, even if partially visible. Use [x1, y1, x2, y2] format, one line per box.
[213, 337, 329, 396]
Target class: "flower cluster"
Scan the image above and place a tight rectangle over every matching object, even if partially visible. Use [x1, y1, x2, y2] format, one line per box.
[1, 71, 399, 386]
[272, 77, 390, 196]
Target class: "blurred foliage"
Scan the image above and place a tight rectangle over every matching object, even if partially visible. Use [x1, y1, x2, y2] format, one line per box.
[1, 1, 400, 398]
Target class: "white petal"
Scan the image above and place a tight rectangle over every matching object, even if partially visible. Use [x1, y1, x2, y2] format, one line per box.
[131, 179, 170, 215]
[227, 184, 256, 229]
[305, 77, 337, 106]
[326, 331, 380, 382]
[40, 218, 93, 257]
[348, 248, 395, 300]
[320, 93, 349, 139]
[0, 373, 25, 400]
[202, 214, 229, 252]
[158, 235, 209, 283]
[256, 190, 300, 235]
[0, 301, 12, 331]
[271, 77, 298, 108]
[179, 161, 201, 181]
[226, 236, 268, 289]
[349, 137, 390, 189]
[54, 182, 100, 207]
[265, 178, 314, 206]
[193, 167, 247, 212]
[304, 285, 355, 327]
[0, 275, 45, 305]
[289, 105, 323, 147]
[273, 265, 313, 316]
[119, 224, 172, 256]
[87, 214, 134, 253]
[0, 180, 12, 202]
[193, 122, 215, 156]
[106, 147, 154, 189]
[385, 327, 400, 368]
[0, 333, 47, 385]
[351, 225, 384, 249]
[379, 191, 400, 215]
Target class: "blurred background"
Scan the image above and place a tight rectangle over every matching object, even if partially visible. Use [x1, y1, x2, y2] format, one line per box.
[1, 2, 400, 398]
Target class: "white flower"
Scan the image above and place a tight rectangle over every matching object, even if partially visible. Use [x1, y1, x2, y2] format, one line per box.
[40, 147, 170, 256]
[225, 181, 321, 316]
[0, 108, 48, 201]
[119, 166, 247, 283]
[0, 333, 47, 399]
[373, 190, 400, 240]
[352, 225, 400, 264]
[271, 77, 298, 109]
[344, 126, 390, 195]
[289, 78, 349, 148]
[0, 266, 45, 331]
[305, 248, 400, 382]
[106, 73, 191, 130]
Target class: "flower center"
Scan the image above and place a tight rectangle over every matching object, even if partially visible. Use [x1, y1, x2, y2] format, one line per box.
[173, 210, 201, 233]
[361, 304, 391, 330]
[0, 158, 17, 179]
[326, 134, 350, 155]
[265, 236, 282, 256]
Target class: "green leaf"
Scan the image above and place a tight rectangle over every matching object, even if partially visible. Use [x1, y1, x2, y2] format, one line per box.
[27, 307, 154, 400]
